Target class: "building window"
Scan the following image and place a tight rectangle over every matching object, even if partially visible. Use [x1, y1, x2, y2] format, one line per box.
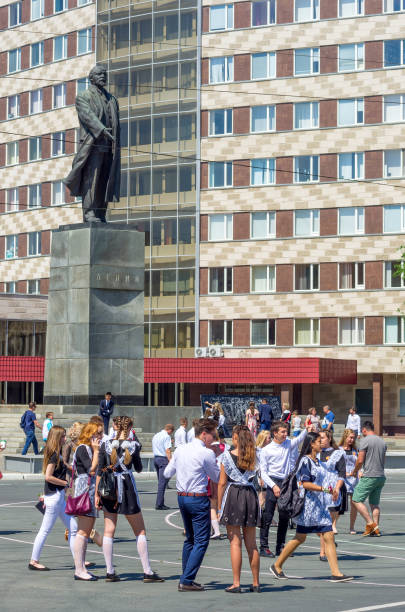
[54, 0, 68, 12]
[384, 94, 405, 122]
[384, 149, 405, 177]
[209, 57, 234, 83]
[385, 0, 405, 11]
[385, 316, 405, 343]
[209, 267, 233, 293]
[31, 0, 44, 20]
[6, 282, 16, 293]
[53, 35, 68, 61]
[6, 235, 18, 259]
[295, 319, 319, 345]
[52, 180, 65, 205]
[29, 137, 42, 161]
[209, 5, 233, 31]
[338, 152, 364, 180]
[78, 28, 92, 55]
[400, 388, 405, 416]
[251, 319, 276, 345]
[209, 320, 233, 345]
[252, 0, 276, 26]
[294, 47, 319, 75]
[294, 209, 319, 236]
[9, 2, 22, 27]
[27, 279, 40, 294]
[251, 158, 275, 185]
[339, 262, 365, 289]
[251, 105, 275, 132]
[294, 156, 319, 182]
[251, 52, 276, 79]
[52, 131, 66, 157]
[28, 184, 42, 208]
[338, 207, 364, 235]
[53, 83, 66, 108]
[209, 161, 232, 188]
[339, 0, 363, 16]
[77, 77, 90, 93]
[7, 94, 20, 119]
[251, 211, 276, 238]
[28, 232, 42, 256]
[295, 263, 319, 291]
[31, 42, 44, 67]
[30, 89, 43, 114]
[385, 261, 405, 287]
[209, 109, 232, 136]
[251, 265, 275, 292]
[294, 102, 319, 129]
[339, 317, 365, 344]
[77, 0, 91, 4]
[8, 49, 21, 73]
[339, 43, 364, 71]
[6, 188, 19, 212]
[295, 0, 319, 21]
[208, 214, 233, 240]
[338, 98, 364, 126]
[384, 204, 405, 232]
[6, 142, 19, 165]
[384, 40, 405, 67]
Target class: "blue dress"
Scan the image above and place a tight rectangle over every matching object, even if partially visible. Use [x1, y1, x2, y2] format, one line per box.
[295, 456, 336, 534]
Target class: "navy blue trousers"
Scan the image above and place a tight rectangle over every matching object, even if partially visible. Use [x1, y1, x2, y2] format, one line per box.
[178, 495, 211, 585]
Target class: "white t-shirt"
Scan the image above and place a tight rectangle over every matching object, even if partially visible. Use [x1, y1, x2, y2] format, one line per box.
[42, 419, 53, 441]
[292, 416, 301, 431]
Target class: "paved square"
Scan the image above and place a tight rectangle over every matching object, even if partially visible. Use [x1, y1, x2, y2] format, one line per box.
[1, 474, 405, 612]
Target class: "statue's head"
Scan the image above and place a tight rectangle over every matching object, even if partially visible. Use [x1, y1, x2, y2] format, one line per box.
[89, 65, 107, 87]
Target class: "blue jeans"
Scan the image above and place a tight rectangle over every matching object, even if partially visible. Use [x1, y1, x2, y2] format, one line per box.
[260, 420, 271, 432]
[22, 430, 39, 455]
[154, 456, 169, 507]
[178, 495, 211, 585]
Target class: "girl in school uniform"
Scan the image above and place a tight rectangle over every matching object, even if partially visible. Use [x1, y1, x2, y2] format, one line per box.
[95, 415, 164, 583]
[338, 428, 359, 534]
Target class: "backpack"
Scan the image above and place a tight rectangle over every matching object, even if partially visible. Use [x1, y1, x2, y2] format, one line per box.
[277, 469, 305, 518]
[20, 411, 28, 430]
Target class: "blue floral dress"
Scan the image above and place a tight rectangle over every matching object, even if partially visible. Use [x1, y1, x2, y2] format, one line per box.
[294, 456, 337, 534]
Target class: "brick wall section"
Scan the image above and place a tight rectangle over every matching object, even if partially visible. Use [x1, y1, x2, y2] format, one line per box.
[201, 110, 208, 137]
[200, 214, 208, 241]
[68, 0, 77, 8]
[365, 0, 382, 14]
[365, 261, 383, 289]
[0, 98, 6, 121]
[365, 205, 382, 234]
[19, 139, 28, 163]
[320, 45, 338, 74]
[0, 6, 7, 29]
[365, 96, 382, 124]
[276, 318, 293, 346]
[17, 281, 27, 294]
[365, 150, 382, 179]
[201, 162, 208, 189]
[277, 0, 293, 23]
[21, 45, 30, 71]
[234, 1, 251, 28]
[41, 230, 51, 255]
[18, 233, 27, 257]
[0, 52, 6, 76]
[277, 49, 294, 78]
[320, 154, 337, 182]
[233, 212, 250, 239]
[68, 32, 76, 58]
[66, 80, 76, 105]
[200, 268, 208, 294]
[233, 266, 250, 293]
[199, 320, 208, 346]
[276, 157, 293, 184]
[234, 54, 251, 81]
[0, 143, 5, 167]
[319, 100, 337, 128]
[365, 40, 383, 71]
[42, 133, 51, 159]
[0, 189, 5, 214]
[276, 210, 293, 237]
[44, 0, 53, 16]
[0, 236, 4, 260]
[201, 59, 209, 85]
[276, 264, 293, 292]
[19, 187, 27, 211]
[65, 129, 76, 155]
[233, 160, 250, 187]
[44, 39, 53, 64]
[320, 208, 337, 235]
[91, 26, 95, 52]
[234, 107, 250, 134]
[233, 319, 250, 346]
[42, 182, 51, 207]
[202, 6, 209, 32]
[320, 317, 338, 345]
[21, 0, 30, 22]
[320, 262, 338, 290]
[43, 86, 52, 111]
[365, 316, 383, 344]
[276, 103, 293, 131]
[320, 0, 338, 18]
[40, 278, 49, 295]
[20, 92, 29, 116]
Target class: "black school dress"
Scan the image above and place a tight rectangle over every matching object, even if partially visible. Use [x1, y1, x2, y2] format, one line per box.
[97, 440, 143, 515]
[220, 453, 261, 528]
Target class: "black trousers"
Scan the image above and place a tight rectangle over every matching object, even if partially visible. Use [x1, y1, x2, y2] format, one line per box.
[81, 148, 112, 221]
[259, 477, 289, 552]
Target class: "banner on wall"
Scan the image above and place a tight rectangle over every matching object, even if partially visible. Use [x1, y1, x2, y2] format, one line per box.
[200, 394, 282, 430]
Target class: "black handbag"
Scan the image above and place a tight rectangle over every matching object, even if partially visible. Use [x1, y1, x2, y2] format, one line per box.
[98, 467, 117, 501]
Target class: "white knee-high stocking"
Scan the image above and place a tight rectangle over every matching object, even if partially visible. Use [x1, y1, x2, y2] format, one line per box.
[103, 536, 114, 574]
[137, 534, 152, 575]
[74, 534, 89, 578]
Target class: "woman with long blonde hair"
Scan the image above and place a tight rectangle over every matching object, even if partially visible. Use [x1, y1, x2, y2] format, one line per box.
[95, 416, 164, 583]
[255, 430, 271, 508]
[217, 425, 260, 593]
[338, 428, 359, 534]
[29, 425, 77, 571]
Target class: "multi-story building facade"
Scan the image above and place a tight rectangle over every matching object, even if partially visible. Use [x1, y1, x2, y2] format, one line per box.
[1, 0, 405, 431]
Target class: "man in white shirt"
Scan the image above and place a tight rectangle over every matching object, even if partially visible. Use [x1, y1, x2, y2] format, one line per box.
[174, 417, 188, 448]
[164, 418, 220, 592]
[346, 406, 361, 437]
[187, 418, 199, 443]
[259, 421, 307, 557]
[152, 424, 174, 510]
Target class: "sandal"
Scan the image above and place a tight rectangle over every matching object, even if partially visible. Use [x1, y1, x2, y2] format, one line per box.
[225, 585, 241, 593]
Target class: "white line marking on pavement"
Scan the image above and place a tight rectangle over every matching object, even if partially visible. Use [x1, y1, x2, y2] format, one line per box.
[0, 500, 37, 507]
[165, 510, 183, 530]
[301, 543, 405, 562]
[338, 601, 405, 612]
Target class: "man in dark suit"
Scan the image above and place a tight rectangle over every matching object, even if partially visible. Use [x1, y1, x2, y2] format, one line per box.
[99, 392, 114, 434]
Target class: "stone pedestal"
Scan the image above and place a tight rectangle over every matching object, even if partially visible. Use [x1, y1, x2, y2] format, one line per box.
[43, 223, 144, 405]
